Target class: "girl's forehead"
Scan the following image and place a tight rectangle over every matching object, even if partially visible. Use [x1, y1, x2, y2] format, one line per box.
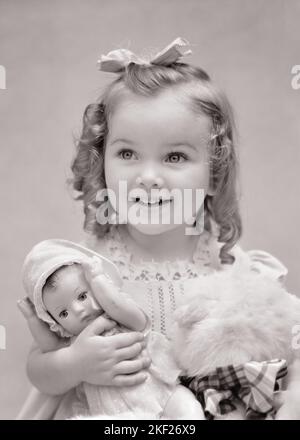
[111, 87, 191, 113]
[107, 89, 211, 142]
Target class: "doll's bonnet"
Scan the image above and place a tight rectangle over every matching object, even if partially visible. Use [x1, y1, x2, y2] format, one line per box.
[22, 239, 122, 337]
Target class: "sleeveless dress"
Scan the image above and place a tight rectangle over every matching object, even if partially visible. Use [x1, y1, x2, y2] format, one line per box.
[17, 226, 288, 419]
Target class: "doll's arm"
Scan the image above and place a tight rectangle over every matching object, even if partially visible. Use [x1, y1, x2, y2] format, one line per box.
[82, 258, 146, 332]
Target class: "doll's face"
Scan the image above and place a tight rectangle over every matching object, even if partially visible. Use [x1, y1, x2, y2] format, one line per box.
[43, 265, 103, 336]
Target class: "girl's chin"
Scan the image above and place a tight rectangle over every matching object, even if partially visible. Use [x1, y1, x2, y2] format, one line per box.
[127, 222, 181, 236]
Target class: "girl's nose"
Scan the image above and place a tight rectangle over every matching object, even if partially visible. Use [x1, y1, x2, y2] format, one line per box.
[136, 168, 164, 189]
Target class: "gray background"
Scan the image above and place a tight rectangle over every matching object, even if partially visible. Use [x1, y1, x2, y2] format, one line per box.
[0, 0, 299, 419]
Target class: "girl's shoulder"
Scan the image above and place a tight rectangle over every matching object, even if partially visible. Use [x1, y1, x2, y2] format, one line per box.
[229, 244, 288, 283]
[209, 220, 288, 282]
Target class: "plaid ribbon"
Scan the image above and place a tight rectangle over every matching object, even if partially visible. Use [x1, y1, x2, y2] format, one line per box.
[181, 359, 287, 419]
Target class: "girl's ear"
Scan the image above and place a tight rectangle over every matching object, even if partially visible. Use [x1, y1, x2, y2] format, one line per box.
[207, 186, 215, 196]
[207, 181, 216, 196]
[207, 162, 216, 196]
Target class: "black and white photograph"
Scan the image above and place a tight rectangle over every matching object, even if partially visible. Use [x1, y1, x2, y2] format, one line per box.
[0, 0, 299, 424]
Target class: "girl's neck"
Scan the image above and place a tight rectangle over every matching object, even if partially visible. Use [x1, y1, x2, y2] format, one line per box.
[118, 224, 201, 264]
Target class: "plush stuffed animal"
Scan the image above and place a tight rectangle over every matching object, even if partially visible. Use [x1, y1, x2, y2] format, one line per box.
[171, 259, 300, 420]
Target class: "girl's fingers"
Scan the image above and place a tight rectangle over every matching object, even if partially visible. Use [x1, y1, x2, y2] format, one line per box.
[112, 372, 148, 387]
[113, 357, 151, 375]
[109, 332, 145, 350]
[115, 342, 146, 362]
[17, 297, 36, 319]
[17, 298, 63, 350]
[83, 315, 116, 336]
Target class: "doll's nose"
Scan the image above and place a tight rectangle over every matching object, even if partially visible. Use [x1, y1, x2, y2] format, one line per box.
[71, 302, 86, 316]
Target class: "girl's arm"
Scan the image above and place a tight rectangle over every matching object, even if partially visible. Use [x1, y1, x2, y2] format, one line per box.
[82, 258, 147, 332]
[19, 303, 148, 395]
[18, 297, 67, 352]
[27, 342, 81, 395]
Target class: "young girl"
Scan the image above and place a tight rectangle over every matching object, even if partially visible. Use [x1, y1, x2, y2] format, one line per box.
[21, 238, 203, 419]
[18, 38, 288, 419]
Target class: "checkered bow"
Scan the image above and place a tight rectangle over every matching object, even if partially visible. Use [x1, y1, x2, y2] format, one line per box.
[182, 359, 287, 419]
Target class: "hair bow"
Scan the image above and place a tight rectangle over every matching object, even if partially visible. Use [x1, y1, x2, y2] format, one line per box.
[97, 37, 192, 73]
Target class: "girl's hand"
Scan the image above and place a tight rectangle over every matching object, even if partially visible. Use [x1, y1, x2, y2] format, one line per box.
[70, 315, 150, 387]
[17, 297, 66, 351]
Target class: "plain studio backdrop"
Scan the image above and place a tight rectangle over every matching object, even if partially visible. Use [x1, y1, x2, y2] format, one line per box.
[0, 0, 299, 419]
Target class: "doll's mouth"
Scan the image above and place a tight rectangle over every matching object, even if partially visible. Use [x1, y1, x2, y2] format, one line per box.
[81, 311, 103, 323]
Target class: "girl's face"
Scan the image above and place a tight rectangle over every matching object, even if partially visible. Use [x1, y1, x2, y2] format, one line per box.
[105, 88, 212, 236]
[43, 265, 103, 336]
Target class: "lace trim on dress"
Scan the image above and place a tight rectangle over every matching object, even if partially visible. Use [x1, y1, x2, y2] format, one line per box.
[99, 225, 219, 282]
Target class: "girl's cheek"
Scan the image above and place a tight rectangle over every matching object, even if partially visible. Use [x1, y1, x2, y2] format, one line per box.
[106, 158, 128, 179]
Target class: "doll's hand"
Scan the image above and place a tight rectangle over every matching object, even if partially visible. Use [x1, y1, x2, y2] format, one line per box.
[70, 315, 150, 387]
[82, 257, 113, 284]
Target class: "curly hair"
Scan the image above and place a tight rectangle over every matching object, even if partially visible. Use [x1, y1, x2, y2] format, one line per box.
[70, 62, 242, 264]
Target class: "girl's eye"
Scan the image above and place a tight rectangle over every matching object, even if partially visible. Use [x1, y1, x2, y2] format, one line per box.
[59, 310, 68, 319]
[166, 152, 188, 163]
[78, 292, 87, 301]
[118, 149, 135, 160]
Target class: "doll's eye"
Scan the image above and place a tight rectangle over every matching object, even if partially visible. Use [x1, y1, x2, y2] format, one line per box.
[78, 292, 87, 301]
[59, 310, 68, 319]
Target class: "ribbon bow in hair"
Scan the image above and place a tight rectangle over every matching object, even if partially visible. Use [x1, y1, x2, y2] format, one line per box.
[182, 359, 287, 419]
[98, 37, 192, 73]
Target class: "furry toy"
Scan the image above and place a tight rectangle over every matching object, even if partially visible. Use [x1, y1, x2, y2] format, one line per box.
[171, 263, 300, 420]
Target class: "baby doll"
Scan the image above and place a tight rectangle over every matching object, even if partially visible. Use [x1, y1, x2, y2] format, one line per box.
[22, 238, 204, 419]
[171, 253, 300, 420]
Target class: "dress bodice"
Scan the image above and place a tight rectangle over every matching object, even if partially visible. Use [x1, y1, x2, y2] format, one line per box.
[84, 226, 288, 338]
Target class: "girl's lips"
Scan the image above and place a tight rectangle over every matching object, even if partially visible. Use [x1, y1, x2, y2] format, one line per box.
[128, 189, 174, 206]
[131, 198, 173, 207]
